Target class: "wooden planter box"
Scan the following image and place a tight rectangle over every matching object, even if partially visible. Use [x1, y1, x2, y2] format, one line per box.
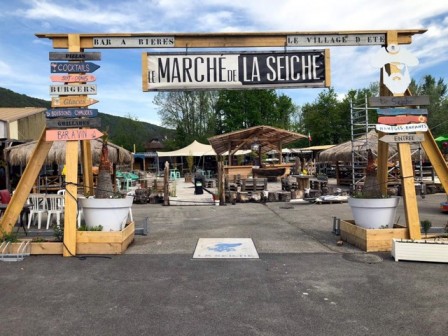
[392, 238, 448, 263]
[340, 220, 409, 252]
[3, 222, 135, 256]
[76, 222, 135, 255]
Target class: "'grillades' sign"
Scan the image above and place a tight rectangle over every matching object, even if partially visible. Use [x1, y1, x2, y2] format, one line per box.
[142, 50, 329, 91]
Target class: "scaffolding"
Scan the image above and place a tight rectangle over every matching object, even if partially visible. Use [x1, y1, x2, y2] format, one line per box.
[350, 96, 377, 192]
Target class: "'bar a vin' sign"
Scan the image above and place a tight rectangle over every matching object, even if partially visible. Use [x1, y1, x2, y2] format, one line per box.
[142, 50, 329, 91]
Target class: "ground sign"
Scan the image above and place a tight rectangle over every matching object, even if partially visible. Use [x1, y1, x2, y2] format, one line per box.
[142, 50, 330, 91]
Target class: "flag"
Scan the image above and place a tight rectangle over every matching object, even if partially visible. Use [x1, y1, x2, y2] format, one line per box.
[308, 132, 312, 142]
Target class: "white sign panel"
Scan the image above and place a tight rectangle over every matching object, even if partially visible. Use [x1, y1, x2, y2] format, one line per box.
[287, 34, 385, 46]
[375, 123, 428, 133]
[93, 36, 174, 48]
[380, 134, 425, 143]
[49, 85, 97, 95]
[143, 50, 329, 91]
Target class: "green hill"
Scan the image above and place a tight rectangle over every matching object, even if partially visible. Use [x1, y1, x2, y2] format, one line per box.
[0, 87, 173, 152]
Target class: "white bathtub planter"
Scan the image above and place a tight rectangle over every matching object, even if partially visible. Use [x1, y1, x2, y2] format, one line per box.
[80, 196, 134, 231]
[392, 238, 448, 263]
[348, 196, 400, 229]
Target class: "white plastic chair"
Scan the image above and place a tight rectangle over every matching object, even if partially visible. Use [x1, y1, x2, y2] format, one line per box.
[46, 194, 64, 229]
[27, 194, 47, 230]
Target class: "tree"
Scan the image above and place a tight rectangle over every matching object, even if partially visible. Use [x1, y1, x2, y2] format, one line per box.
[215, 89, 296, 133]
[154, 91, 218, 147]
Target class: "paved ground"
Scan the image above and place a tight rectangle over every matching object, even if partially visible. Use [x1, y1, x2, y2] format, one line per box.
[1, 186, 448, 336]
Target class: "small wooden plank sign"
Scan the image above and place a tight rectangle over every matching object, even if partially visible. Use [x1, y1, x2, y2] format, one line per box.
[376, 123, 428, 133]
[50, 62, 100, 73]
[46, 128, 103, 141]
[46, 108, 99, 118]
[49, 84, 97, 95]
[50, 74, 96, 83]
[378, 115, 427, 125]
[369, 96, 430, 107]
[51, 96, 99, 108]
[377, 108, 428, 116]
[380, 134, 425, 143]
[46, 118, 101, 129]
[49, 52, 101, 61]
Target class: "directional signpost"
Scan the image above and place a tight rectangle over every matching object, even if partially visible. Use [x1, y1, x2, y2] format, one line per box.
[46, 118, 101, 129]
[378, 115, 427, 125]
[50, 74, 96, 83]
[49, 84, 97, 95]
[49, 52, 101, 61]
[46, 108, 99, 118]
[46, 128, 103, 141]
[50, 62, 100, 73]
[51, 96, 99, 108]
[380, 133, 425, 143]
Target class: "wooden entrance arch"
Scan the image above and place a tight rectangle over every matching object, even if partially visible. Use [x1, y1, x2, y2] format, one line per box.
[2, 29, 446, 257]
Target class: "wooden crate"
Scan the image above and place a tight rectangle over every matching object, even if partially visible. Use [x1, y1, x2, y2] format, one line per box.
[340, 220, 409, 252]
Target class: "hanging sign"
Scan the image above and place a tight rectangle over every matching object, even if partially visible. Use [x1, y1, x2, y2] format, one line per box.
[369, 96, 430, 107]
[46, 109, 98, 118]
[49, 52, 101, 61]
[46, 128, 103, 141]
[50, 74, 96, 83]
[375, 123, 428, 133]
[142, 50, 330, 91]
[380, 134, 425, 143]
[49, 84, 97, 95]
[51, 96, 99, 108]
[50, 62, 100, 73]
[46, 117, 101, 129]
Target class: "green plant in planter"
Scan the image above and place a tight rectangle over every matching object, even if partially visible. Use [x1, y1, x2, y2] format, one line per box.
[353, 149, 388, 199]
[420, 219, 432, 238]
[0, 228, 18, 243]
[96, 132, 124, 199]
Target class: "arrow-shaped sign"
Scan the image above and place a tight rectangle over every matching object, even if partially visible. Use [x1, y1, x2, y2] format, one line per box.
[50, 74, 96, 83]
[50, 62, 100, 73]
[377, 108, 428, 116]
[46, 128, 103, 141]
[46, 117, 101, 129]
[46, 108, 98, 118]
[51, 96, 99, 108]
[380, 134, 425, 143]
[378, 115, 427, 125]
[49, 52, 101, 61]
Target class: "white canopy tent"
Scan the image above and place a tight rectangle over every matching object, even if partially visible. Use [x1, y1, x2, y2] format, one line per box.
[157, 140, 216, 157]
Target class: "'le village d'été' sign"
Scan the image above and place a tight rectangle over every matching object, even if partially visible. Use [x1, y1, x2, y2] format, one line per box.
[142, 50, 329, 91]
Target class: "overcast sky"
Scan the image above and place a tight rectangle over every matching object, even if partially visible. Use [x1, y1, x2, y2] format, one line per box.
[0, 0, 447, 126]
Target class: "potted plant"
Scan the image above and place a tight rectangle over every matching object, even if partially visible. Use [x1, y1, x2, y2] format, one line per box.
[348, 149, 399, 229]
[79, 132, 134, 232]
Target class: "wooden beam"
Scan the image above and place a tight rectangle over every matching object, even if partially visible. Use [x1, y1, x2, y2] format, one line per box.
[421, 130, 448, 193]
[35, 29, 426, 49]
[0, 130, 52, 233]
[397, 143, 421, 239]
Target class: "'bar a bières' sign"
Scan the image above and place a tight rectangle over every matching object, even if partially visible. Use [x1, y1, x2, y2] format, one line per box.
[143, 50, 329, 91]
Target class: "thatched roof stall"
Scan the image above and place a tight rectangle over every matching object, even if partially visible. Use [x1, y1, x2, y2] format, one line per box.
[5, 139, 133, 166]
[208, 125, 307, 157]
[318, 129, 427, 163]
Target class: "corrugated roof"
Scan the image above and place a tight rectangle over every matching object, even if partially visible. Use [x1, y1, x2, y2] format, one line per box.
[0, 107, 46, 122]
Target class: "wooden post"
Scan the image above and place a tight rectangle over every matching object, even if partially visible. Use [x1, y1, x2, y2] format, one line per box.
[63, 33, 82, 257]
[397, 143, 421, 239]
[0, 129, 52, 233]
[421, 130, 448, 193]
[163, 161, 169, 206]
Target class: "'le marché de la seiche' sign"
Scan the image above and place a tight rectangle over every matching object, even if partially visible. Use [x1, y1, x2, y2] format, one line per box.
[142, 50, 330, 91]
